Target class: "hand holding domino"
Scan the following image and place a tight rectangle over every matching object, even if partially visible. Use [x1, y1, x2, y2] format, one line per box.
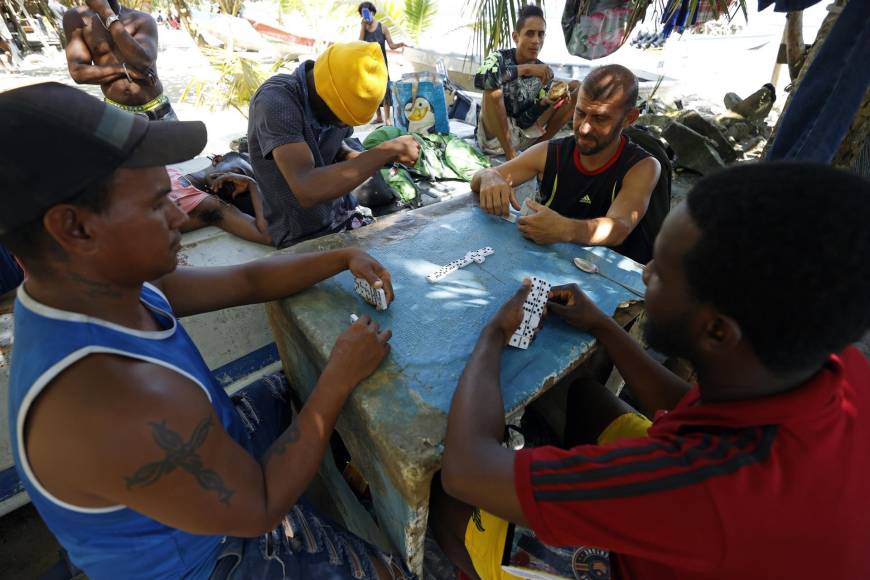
[354, 278, 388, 311]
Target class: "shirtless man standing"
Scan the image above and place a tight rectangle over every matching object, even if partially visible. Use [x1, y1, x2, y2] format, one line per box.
[63, 0, 176, 120]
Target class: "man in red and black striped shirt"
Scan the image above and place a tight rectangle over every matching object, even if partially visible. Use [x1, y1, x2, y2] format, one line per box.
[433, 162, 870, 579]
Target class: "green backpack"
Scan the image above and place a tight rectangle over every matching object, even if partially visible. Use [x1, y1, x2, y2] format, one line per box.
[379, 166, 419, 206]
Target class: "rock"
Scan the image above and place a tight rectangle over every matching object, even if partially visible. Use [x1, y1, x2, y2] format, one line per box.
[723, 84, 776, 122]
[723, 92, 742, 111]
[643, 98, 675, 115]
[662, 121, 726, 175]
[643, 124, 664, 138]
[721, 119, 754, 142]
[636, 113, 672, 130]
[676, 110, 738, 163]
[737, 135, 767, 159]
[690, 103, 717, 116]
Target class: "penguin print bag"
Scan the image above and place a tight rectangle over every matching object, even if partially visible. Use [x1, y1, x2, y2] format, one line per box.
[391, 72, 450, 135]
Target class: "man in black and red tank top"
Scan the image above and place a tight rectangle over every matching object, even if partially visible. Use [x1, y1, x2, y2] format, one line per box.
[472, 64, 665, 264]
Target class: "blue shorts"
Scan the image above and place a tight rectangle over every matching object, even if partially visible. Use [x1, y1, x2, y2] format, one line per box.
[210, 374, 414, 579]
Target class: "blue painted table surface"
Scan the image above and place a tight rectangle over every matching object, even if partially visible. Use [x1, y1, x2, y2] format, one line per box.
[267, 194, 645, 571]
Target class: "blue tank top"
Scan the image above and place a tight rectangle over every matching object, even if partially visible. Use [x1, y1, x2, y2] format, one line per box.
[8, 283, 249, 579]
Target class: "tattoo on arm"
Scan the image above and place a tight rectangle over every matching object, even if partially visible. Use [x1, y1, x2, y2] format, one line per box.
[125, 416, 235, 505]
[261, 421, 301, 465]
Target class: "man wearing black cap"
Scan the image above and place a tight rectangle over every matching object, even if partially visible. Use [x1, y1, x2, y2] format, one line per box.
[1, 83, 411, 580]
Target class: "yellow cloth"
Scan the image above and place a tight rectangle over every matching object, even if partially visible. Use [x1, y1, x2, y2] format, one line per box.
[596, 412, 652, 445]
[465, 412, 653, 579]
[313, 41, 387, 127]
[465, 509, 516, 580]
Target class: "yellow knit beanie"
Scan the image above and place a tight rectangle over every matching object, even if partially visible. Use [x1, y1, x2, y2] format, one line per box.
[313, 41, 388, 127]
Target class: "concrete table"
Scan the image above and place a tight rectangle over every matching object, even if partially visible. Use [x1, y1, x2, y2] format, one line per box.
[266, 194, 645, 574]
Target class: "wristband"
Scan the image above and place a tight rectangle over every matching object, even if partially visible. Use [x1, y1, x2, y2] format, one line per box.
[103, 14, 120, 30]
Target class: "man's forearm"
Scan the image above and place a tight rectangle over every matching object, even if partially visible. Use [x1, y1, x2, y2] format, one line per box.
[442, 322, 528, 525]
[247, 184, 269, 234]
[444, 325, 506, 466]
[259, 368, 350, 528]
[515, 64, 537, 77]
[109, 33, 153, 71]
[69, 62, 127, 85]
[292, 147, 397, 208]
[591, 316, 691, 415]
[566, 216, 630, 246]
[101, 17, 154, 70]
[241, 249, 355, 302]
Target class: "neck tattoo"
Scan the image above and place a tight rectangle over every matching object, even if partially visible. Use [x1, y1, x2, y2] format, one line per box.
[69, 272, 122, 298]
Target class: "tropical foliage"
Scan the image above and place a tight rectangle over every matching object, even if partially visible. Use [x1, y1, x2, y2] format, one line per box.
[468, 0, 540, 60]
[339, 0, 432, 45]
[180, 49, 294, 116]
[372, 0, 407, 32]
[217, 0, 244, 17]
[403, 0, 437, 45]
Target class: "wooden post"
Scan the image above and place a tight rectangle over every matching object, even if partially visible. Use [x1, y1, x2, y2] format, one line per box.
[784, 10, 805, 81]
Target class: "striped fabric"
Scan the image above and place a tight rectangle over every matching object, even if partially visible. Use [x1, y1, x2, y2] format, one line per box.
[514, 347, 870, 579]
[528, 425, 776, 503]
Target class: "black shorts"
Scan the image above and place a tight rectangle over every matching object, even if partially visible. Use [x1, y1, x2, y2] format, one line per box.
[382, 79, 392, 107]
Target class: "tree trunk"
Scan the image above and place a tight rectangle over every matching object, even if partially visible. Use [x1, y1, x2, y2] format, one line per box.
[784, 11, 804, 81]
[170, 0, 194, 34]
[832, 88, 870, 174]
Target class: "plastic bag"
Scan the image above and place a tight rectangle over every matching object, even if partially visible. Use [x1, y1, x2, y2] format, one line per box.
[391, 72, 450, 134]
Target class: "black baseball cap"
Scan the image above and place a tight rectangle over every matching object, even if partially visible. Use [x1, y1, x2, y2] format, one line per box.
[0, 82, 207, 235]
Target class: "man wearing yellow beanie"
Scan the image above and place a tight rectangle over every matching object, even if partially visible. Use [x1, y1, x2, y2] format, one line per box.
[248, 41, 420, 248]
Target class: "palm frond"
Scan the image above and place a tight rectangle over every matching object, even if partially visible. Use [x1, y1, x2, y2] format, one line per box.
[377, 0, 408, 35]
[217, 0, 243, 17]
[179, 48, 267, 116]
[404, 0, 437, 44]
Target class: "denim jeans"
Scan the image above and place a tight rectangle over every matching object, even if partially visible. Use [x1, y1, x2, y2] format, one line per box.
[766, 0, 870, 162]
[209, 374, 414, 580]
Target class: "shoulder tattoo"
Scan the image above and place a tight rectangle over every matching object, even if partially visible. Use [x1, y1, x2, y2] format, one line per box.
[125, 416, 235, 505]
